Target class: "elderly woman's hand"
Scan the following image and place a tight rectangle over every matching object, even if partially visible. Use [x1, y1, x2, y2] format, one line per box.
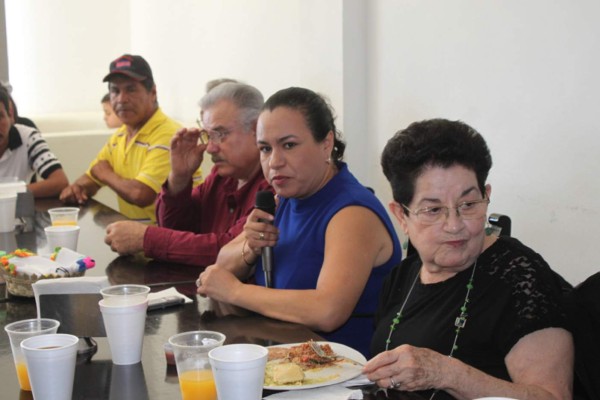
[243, 208, 279, 255]
[362, 344, 446, 392]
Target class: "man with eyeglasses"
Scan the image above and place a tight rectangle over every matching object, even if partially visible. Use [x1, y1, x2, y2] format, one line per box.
[59, 54, 201, 223]
[104, 82, 271, 267]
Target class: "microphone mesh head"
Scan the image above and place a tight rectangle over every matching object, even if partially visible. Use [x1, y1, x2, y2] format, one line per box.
[255, 191, 275, 215]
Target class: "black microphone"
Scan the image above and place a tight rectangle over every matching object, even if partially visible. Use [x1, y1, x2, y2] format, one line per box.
[255, 191, 275, 288]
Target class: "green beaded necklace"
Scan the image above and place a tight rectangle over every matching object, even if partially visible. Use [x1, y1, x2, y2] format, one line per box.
[384, 261, 477, 400]
[384, 260, 478, 354]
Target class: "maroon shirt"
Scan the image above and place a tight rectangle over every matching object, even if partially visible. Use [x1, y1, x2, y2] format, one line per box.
[143, 166, 271, 266]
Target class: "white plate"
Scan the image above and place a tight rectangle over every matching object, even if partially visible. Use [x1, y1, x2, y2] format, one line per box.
[264, 341, 366, 390]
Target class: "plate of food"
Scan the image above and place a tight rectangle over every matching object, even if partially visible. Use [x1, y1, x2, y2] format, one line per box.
[264, 340, 366, 390]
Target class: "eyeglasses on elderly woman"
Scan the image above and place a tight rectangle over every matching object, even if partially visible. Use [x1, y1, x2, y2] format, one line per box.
[401, 196, 490, 225]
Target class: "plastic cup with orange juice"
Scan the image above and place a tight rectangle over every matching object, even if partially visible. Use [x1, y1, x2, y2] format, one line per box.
[48, 207, 80, 226]
[4, 318, 60, 391]
[169, 331, 225, 400]
[16, 361, 31, 390]
[179, 369, 217, 400]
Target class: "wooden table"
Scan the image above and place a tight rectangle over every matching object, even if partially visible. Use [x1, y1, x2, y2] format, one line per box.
[0, 198, 423, 399]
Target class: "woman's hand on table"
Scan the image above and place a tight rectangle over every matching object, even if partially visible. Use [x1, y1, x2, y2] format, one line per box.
[364, 329, 574, 399]
[196, 265, 244, 303]
[363, 345, 445, 392]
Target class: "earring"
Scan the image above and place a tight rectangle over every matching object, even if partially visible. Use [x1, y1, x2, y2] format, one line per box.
[402, 238, 409, 250]
[325, 156, 331, 164]
[484, 220, 493, 236]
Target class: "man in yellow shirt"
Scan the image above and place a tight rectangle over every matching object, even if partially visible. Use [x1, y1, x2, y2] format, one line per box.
[60, 54, 200, 223]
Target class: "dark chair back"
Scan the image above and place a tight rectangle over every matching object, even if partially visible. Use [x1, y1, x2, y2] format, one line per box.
[569, 272, 600, 400]
[488, 213, 511, 237]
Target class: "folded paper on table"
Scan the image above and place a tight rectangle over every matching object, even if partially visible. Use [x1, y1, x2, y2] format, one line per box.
[264, 385, 363, 400]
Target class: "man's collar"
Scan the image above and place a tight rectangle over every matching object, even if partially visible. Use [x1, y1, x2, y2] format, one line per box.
[125, 106, 160, 138]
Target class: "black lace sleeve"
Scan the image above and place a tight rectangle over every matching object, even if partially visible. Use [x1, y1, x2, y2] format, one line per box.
[484, 237, 572, 353]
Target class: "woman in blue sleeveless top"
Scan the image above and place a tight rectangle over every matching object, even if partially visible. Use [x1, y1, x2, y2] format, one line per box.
[197, 87, 401, 357]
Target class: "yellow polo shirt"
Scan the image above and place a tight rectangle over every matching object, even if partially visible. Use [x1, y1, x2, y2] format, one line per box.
[86, 108, 201, 223]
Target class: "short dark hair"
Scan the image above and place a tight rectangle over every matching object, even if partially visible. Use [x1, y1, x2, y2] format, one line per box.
[139, 78, 155, 92]
[262, 87, 346, 162]
[101, 93, 110, 103]
[0, 87, 10, 113]
[381, 118, 492, 209]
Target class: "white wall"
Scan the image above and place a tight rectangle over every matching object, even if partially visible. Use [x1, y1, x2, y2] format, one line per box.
[367, 0, 600, 285]
[128, 0, 344, 125]
[6, 0, 600, 285]
[6, 0, 345, 124]
[0, 0, 8, 82]
[5, 0, 130, 114]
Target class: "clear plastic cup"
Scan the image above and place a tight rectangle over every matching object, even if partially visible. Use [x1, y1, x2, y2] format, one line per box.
[4, 318, 60, 391]
[100, 284, 150, 306]
[47, 207, 80, 226]
[169, 331, 226, 400]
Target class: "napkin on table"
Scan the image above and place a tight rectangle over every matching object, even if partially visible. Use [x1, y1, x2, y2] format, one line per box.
[264, 385, 363, 400]
[147, 287, 193, 304]
[8, 248, 96, 277]
[341, 374, 371, 388]
[263, 366, 371, 399]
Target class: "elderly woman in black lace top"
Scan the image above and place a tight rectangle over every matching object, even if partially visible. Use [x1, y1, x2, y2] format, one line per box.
[363, 119, 573, 400]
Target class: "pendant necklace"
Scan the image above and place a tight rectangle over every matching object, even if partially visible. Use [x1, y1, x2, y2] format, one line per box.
[384, 261, 478, 400]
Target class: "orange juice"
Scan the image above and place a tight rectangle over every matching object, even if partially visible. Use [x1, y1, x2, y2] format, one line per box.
[16, 362, 31, 391]
[52, 220, 77, 226]
[178, 369, 217, 400]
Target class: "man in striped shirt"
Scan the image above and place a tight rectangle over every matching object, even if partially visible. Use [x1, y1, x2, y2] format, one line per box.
[59, 54, 199, 223]
[0, 88, 68, 197]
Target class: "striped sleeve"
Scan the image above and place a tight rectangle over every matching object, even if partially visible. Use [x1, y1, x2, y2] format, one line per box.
[26, 130, 63, 179]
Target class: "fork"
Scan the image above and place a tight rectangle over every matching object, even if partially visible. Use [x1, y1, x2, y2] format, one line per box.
[308, 340, 365, 366]
[308, 340, 334, 358]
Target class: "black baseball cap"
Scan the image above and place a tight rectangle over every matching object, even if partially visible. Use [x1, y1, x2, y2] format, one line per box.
[102, 54, 154, 83]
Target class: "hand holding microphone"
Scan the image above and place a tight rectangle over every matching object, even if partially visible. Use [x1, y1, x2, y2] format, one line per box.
[255, 191, 276, 288]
